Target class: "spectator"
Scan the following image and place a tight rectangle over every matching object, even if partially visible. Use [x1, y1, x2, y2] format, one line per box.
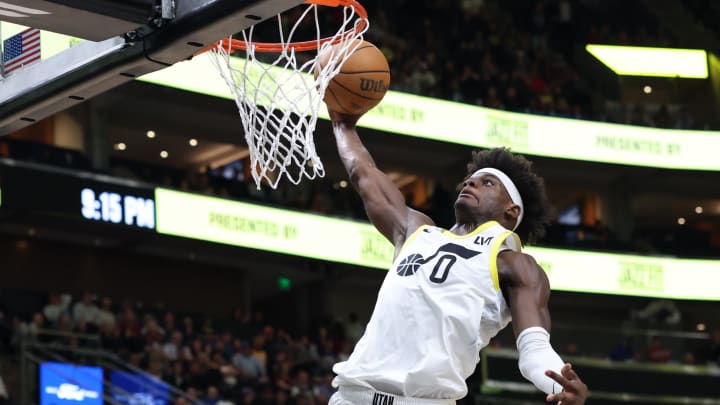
[42, 293, 71, 325]
[72, 292, 99, 326]
[202, 385, 221, 405]
[141, 315, 166, 346]
[251, 334, 268, 373]
[646, 336, 672, 363]
[99, 321, 122, 352]
[227, 308, 252, 338]
[95, 297, 116, 329]
[240, 387, 256, 405]
[343, 313, 364, 346]
[696, 328, 720, 365]
[653, 105, 672, 128]
[609, 338, 636, 362]
[313, 373, 336, 404]
[163, 331, 192, 362]
[682, 351, 696, 365]
[0, 311, 12, 353]
[118, 308, 143, 353]
[182, 317, 197, 344]
[289, 370, 313, 399]
[164, 361, 188, 390]
[291, 335, 318, 370]
[274, 389, 289, 405]
[163, 311, 177, 335]
[18, 312, 44, 341]
[232, 340, 265, 382]
[272, 357, 293, 392]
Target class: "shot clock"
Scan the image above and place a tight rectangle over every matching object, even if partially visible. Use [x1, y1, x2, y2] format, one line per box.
[80, 188, 155, 228]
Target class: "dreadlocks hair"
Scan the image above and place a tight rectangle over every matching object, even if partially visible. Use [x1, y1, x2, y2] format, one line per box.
[464, 148, 553, 245]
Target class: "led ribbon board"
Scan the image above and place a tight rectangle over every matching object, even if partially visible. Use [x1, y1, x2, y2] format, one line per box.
[586, 44, 708, 78]
[155, 188, 394, 269]
[139, 54, 720, 171]
[155, 189, 720, 301]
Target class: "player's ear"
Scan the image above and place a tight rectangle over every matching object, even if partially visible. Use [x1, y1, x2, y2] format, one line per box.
[505, 204, 521, 222]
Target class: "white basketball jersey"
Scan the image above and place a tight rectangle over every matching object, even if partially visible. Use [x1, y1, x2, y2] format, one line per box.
[333, 221, 521, 399]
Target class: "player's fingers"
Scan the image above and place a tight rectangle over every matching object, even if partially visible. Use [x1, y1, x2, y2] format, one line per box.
[546, 392, 567, 402]
[545, 369, 570, 387]
[561, 363, 580, 381]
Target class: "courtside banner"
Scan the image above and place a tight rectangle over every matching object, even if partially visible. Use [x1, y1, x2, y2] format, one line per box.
[139, 54, 720, 171]
[156, 188, 720, 301]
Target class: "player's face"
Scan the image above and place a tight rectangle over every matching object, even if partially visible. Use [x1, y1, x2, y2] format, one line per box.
[454, 174, 513, 223]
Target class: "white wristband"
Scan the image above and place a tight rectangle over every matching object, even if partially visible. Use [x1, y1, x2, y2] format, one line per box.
[516, 326, 565, 395]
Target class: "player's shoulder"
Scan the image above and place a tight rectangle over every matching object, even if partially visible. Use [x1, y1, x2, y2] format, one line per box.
[404, 209, 435, 235]
[497, 250, 538, 267]
[497, 250, 548, 287]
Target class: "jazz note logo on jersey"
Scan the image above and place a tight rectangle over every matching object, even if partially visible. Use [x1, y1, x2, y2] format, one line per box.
[396, 243, 481, 283]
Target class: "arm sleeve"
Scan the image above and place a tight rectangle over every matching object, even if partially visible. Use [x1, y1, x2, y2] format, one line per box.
[516, 326, 565, 395]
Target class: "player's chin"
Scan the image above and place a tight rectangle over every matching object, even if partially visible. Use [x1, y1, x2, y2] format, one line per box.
[455, 196, 473, 207]
[454, 199, 472, 214]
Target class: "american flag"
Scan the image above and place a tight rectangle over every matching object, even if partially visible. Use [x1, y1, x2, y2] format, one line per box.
[2, 28, 41, 75]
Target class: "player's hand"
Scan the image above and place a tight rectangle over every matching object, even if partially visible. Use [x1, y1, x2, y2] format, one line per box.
[545, 363, 587, 404]
[327, 109, 362, 127]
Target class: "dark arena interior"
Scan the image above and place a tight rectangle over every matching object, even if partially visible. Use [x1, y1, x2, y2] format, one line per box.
[1, 0, 720, 404]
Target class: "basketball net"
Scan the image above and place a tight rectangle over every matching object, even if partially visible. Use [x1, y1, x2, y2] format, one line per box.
[206, 0, 368, 189]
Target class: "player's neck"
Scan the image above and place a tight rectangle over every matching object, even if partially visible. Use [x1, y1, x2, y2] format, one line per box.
[449, 219, 490, 236]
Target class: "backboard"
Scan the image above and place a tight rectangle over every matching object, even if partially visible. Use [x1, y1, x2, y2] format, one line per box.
[0, 0, 305, 136]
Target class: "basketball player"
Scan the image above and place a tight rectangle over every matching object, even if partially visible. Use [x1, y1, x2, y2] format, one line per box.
[327, 111, 587, 404]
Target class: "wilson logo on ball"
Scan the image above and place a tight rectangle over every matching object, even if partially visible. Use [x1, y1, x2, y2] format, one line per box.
[360, 78, 388, 93]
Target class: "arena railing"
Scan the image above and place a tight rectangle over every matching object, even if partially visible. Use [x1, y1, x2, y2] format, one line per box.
[18, 330, 200, 405]
[479, 346, 720, 404]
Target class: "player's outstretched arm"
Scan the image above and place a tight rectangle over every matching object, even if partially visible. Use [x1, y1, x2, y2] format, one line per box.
[329, 110, 432, 250]
[498, 251, 587, 404]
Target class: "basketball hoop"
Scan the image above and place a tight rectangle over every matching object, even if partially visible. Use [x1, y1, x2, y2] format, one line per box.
[198, 0, 369, 189]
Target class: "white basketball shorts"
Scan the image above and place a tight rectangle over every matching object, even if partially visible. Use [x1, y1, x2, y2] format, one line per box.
[329, 386, 456, 405]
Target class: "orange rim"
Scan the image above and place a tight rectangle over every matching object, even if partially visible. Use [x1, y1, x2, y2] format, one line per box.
[196, 0, 367, 55]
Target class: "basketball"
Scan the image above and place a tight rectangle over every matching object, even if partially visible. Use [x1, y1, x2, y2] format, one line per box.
[316, 40, 391, 115]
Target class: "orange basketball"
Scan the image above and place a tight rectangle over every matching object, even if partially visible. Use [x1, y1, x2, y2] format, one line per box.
[316, 40, 391, 115]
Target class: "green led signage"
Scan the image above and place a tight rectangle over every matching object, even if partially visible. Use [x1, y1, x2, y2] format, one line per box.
[155, 188, 720, 301]
[138, 53, 720, 171]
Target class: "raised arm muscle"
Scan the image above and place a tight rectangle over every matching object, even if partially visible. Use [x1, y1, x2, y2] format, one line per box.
[332, 118, 432, 248]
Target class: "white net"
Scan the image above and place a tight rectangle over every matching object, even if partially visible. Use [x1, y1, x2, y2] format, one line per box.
[208, 2, 369, 189]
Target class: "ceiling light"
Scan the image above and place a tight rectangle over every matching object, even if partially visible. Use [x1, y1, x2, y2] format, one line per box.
[160, 150, 169, 159]
[146, 130, 156, 139]
[339, 180, 348, 188]
[643, 85, 652, 94]
[114, 142, 127, 151]
[697, 323, 706, 331]
[677, 217, 686, 225]
[695, 206, 703, 214]
[585, 45, 708, 79]
[189, 138, 198, 147]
